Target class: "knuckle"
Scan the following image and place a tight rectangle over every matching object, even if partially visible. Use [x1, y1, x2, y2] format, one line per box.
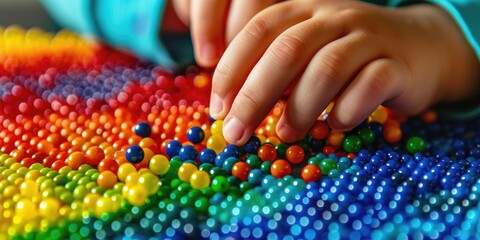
[365, 65, 393, 94]
[314, 54, 344, 88]
[244, 17, 271, 41]
[238, 88, 262, 112]
[270, 35, 307, 65]
[213, 64, 233, 94]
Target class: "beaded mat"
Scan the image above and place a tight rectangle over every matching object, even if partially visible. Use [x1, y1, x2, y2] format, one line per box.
[1, 26, 480, 239]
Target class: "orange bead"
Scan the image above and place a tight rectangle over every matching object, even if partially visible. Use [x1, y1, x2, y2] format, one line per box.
[383, 127, 402, 144]
[270, 159, 291, 178]
[98, 158, 119, 173]
[85, 146, 105, 166]
[231, 162, 251, 181]
[139, 137, 158, 152]
[97, 170, 118, 189]
[301, 164, 322, 182]
[66, 151, 85, 170]
[286, 145, 305, 164]
[327, 131, 345, 149]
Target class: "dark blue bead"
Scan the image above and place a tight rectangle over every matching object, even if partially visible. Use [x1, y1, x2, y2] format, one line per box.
[179, 145, 198, 162]
[223, 144, 241, 158]
[215, 152, 229, 167]
[370, 155, 385, 167]
[126, 145, 145, 164]
[363, 163, 376, 174]
[199, 148, 217, 164]
[243, 136, 261, 154]
[134, 121, 152, 138]
[187, 126, 205, 144]
[165, 140, 182, 158]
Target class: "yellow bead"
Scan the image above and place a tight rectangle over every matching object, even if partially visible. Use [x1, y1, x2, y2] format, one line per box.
[95, 197, 114, 218]
[117, 163, 136, 182]
[190, 170, 210, 190]
[15, 199, 36, 221]
[39, 198, 60, 221]
[127, 184, 148, 206]
[20, 180, 38, 198]
[210, 120, 223, 136]
[138, 172, 160, 195]
[4, 185, 19, 198]
[25, 170, 42, 181]
[83, 193, 100, 212]
[149, 154, 170, 176]
[125, 171, 140, 187]
[178, 163, 198, 182]
[207, 135, 226, 154]
[370, 106, 388, 124]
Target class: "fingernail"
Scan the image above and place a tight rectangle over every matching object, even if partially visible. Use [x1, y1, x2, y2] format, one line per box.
[277, 123, 302, 143]
[210, 94, 223, 117]
[223, 117, 245, 144]
[201, 42, 216, 63]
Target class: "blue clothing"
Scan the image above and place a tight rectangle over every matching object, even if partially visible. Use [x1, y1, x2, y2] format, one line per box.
[41, 0, 480, 117]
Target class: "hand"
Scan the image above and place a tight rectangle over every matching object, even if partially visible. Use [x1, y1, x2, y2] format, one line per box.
[209, 0, 480, 145]
[170, 0, 280, 67]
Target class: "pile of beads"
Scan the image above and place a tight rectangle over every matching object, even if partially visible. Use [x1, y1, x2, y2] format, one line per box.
[1, 26, 480, 239]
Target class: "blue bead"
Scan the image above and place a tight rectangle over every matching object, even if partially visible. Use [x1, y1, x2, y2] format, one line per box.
[215, 152, 229, 167]
[187, 126, 205, 144]
[199, 148, 217, 164]
[166, 140, 182, 158]
[243, 136, 261, 154]
[223, 144, 241, 158]
[134, 121, 152, 138]
[248, 169, 264, 185]
[179, 145, 198, 162]
[126, 145, 144, 164]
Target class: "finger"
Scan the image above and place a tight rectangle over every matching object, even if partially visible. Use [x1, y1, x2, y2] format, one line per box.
[211, 2, 313, 120]
[225, 0, 278, 43]
[171, 0, 191, 27]
[190, 0, 230, 67]
[276, 34, 382, 142]
[328, 58, 407, 131]
[222, 17, 345, 145]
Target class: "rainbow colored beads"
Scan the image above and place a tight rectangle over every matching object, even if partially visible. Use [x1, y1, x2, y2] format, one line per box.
[1, 25, 480, 240]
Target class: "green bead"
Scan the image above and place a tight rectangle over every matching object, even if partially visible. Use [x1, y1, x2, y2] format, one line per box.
[30, 163, 44, 170]
[357, 127, 375, 145]
[320, 158, 337, 175]
[260, 161, 272, 174]
[201, 186, 214, 197]
[209, 167, 224, 178]
[307, 157, 322, 166]
[211, 175, 230, 193]
[343, 135, 362, 153]
[239, 182, 253, 192]
[170, 178, 182, 188]
[275, 144, 288, 159]
[194, 196, 209, 214]
[73, 185, 88, 200]
[245, 155, 262, 169]
[177, 182, 192, 194]
[199, 163, 214, 172]
[89, 172, 99, 181]
[53, 174, 68, 185]
[65, 181, 77, 192]
[46, 171, 59, 179]
[77, 176, 91, 185]
[58, 166, 71, 175]
[227, 176, 240, 187]
[85, 169, 98, 177]
[406, 136, 425, 154]
[165, 159, 182, 180]
[77, 164, 93, 173]
[60, 191, 74, 204]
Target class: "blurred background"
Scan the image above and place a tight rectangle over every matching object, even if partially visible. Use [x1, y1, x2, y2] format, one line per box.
[0, 0, 58, 31]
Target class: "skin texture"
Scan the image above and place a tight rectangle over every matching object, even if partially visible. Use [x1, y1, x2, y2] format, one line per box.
[164, 0, 480, 146]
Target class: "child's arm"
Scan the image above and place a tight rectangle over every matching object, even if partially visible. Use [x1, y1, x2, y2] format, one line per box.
[209, 0, 480, 145]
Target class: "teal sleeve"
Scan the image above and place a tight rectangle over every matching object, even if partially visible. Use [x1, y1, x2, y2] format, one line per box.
[41, 0, 194, 70]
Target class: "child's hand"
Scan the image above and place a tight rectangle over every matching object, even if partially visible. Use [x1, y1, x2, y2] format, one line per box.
[170, 0, 279, 67]
[209, 0, 480, 145]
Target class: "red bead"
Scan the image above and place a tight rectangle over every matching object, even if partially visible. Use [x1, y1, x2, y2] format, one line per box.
[257, 144, 277, 162]
[51, 160, 67, 171]
[85, 146, 105, 167]
[98, 158, 119, 173]
[323, 146, 336, 155]
[310, 120, 330, 140]
[286, 145, 305, 164]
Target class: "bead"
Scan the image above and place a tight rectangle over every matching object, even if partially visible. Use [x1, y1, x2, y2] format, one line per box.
[187, 126, 205, 144]
[343, 135, 362, 153]
[301, 164, 322, 182]
[258, 144, 277, 162]
[149, 154, 170, 176]
[125, 145, 145, 164]
[231, 162, 252, 182]
[199, 148, 217, 164]
[190, 170, 210, 190]
[406, 136, 425, 154]
[270, 159, 292, 178]
[179, 145, 198, 162]
[310, 120, 330, 140]
[178, 163, 198, 182]
[134, 121, 152, 138]
[286, 145, 305, 164]
[211, 176, 230, 193]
